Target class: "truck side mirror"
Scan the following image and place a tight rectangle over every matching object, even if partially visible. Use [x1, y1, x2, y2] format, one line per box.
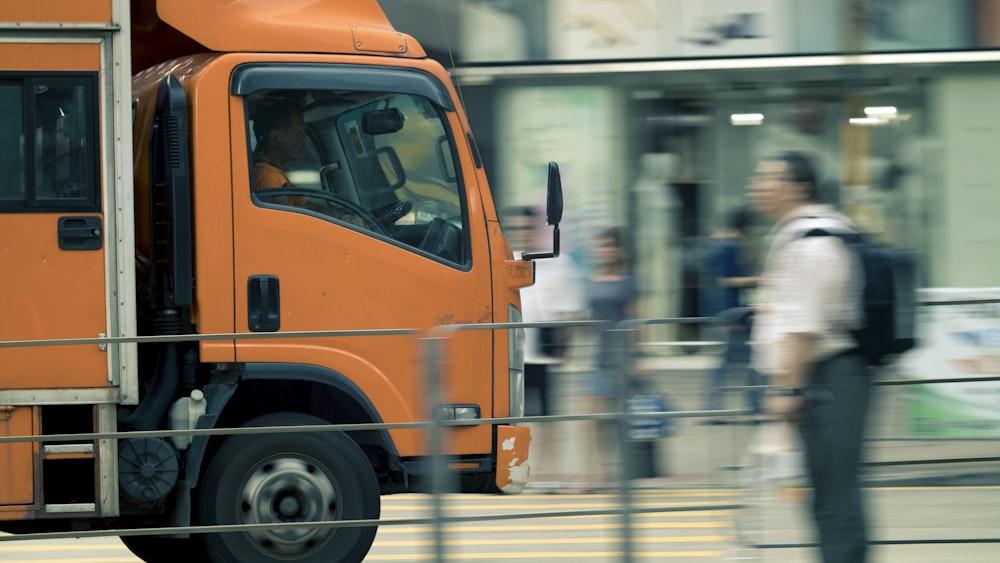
[546, 161, 563, 226]
[521, 161, 562, 260]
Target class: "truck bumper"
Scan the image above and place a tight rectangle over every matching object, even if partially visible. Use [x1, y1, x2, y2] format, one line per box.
[495, 425, 531, 494]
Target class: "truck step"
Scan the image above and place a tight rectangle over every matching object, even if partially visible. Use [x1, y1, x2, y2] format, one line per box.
[44, 503, 96, 514]
[42, 443, 95, 460]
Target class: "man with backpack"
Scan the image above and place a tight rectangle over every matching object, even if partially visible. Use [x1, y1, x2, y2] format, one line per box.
[747, 151, 871, 563]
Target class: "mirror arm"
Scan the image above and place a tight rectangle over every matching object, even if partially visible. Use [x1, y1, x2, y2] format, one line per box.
[521, 224, 560, 261]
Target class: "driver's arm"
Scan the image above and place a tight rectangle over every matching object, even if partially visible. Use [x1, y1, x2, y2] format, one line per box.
[253, 163, 306, 207]
[337, 211, 366, 228]
[305, 195, 367, 229]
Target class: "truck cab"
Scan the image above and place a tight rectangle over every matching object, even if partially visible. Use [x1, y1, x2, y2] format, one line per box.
[0, 2, 558, 562]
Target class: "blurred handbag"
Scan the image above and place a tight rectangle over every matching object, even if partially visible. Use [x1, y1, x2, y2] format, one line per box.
[740, 422, 805, 487]
[626, 392, 676, 441]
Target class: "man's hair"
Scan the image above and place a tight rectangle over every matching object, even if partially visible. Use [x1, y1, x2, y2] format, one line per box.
[773, 150, 818, 201]
[251, 94, 304, 144]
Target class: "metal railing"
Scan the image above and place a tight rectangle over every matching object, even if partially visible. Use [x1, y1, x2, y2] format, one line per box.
[1, 312, 998, 561]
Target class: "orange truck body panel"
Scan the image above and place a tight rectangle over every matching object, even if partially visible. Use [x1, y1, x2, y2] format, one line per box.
[0, 1, 111, 23]
[0, 42, 107, 388]
[130, 0, 424, 74]
[156, 0, 423, 58]
[0, 42, 102, 72]
[0, 0, 533, 525]
[0, 407, 36, 508]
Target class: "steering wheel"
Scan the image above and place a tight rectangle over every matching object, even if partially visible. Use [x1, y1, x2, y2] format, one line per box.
[255, 188, 389, 237]
[419, 217, 462, 262]
[370, 200, 413, 228]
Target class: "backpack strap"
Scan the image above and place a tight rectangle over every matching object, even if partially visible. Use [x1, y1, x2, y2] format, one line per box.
[802, 228, 863, 244]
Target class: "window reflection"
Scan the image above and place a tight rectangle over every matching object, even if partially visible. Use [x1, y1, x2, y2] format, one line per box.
[247, 89, 467, 265]
[0, 77, 97, 210]
[0, 85, 24, 201]
[34, 84, 92, 201]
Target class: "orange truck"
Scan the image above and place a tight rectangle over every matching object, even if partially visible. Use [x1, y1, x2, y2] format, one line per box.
[0, 1, 561, 561]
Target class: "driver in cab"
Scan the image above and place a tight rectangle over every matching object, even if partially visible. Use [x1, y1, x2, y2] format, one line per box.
[251, 96, 365, 228]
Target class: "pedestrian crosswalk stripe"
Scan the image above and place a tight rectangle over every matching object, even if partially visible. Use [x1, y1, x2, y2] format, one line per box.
[0, 544, 127, 551]
[364, 550, 726, 559]
[382, 500, 735, 510]
[0, 560, 142, 563]
[376, 521, 727, 533]
[372, 535, 730, 547]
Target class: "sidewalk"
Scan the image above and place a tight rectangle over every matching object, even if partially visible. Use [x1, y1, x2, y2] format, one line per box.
[642, 353, 1000, 487]
[525, 350, 1000, 490]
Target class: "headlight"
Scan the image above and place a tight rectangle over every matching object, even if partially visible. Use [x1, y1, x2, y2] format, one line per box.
[508, 304, 525, 418]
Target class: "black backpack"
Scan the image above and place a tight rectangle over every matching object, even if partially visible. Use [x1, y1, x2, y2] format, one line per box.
[802, 228, 918, 366]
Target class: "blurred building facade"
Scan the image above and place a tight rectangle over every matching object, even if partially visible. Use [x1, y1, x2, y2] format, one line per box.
[380, 0, 1000, 323]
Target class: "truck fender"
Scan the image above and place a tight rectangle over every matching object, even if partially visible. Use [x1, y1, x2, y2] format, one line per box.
[184, 363, 398, 490]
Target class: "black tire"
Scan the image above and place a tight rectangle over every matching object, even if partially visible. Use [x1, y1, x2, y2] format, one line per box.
[460, 472, 501, 494]
[198, 412, 380, 563]
[120, 535, 210, 563]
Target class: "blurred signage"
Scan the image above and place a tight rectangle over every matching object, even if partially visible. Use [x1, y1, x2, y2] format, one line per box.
[452, 0, 978, 64]
[495, 86, 623, 269]
[899, 288, 1000, 437]
[549, 0, 790, 60]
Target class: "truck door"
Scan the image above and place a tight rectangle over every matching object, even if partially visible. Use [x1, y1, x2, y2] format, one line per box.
[0, 64, 108, 390]
[228, 65, 495, 456]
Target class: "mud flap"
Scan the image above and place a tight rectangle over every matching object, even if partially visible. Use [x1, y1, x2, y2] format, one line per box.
[495, 425, 531, 494]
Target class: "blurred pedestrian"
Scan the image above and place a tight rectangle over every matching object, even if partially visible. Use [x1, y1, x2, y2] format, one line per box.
[748, 151, 870, 563]
[503, 206, 584, 487]
[701, 206, 763, 424]
[581, 228, 641, 489]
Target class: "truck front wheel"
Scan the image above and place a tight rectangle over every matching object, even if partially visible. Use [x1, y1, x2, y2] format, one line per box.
[198, 412, 380, 563]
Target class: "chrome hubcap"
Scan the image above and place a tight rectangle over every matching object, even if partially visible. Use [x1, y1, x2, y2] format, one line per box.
[239, 456, 339, 555]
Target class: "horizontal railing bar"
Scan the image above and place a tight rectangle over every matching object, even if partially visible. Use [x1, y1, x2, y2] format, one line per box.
[920, 299, 1000, 306]
[863, 457, 1000, 467]
[427, 320, 609, 335]
[639, 341, 724, 348]
[875, 376, 1000, 386]
[0, 320, 608, 349]
[0, 328, 421, 348]
[0, 409, 748, 444]
[750, 538, 1000, 549]
[868, 436, 1000, 442]
[872, 538, 1000, 545]
[621, 317, 719, 327]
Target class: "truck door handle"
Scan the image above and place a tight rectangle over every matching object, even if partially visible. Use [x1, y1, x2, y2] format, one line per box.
[248, 275, 280, 332]
[58, 216, 103, 250]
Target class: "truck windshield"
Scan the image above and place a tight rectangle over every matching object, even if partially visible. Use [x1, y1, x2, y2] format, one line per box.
[247, 88, 467, 265]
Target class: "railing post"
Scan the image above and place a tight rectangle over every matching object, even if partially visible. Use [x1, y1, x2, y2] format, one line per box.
[423, 334, 448, 563]
[611, 324, 635, 563]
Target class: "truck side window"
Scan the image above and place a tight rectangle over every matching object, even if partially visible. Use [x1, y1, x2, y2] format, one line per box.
[0, 75, 99, 211]
[246, 88, 469, 266]
[0, 84, 25, 202]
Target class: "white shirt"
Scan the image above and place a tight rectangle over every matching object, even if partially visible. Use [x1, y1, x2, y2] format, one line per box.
[520, 254, 585, 364]
[751, 204, 863, 377]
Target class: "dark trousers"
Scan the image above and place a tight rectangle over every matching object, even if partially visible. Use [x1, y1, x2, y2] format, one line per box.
[524, 363, 551, 417]
[798, 351, 871, 563]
